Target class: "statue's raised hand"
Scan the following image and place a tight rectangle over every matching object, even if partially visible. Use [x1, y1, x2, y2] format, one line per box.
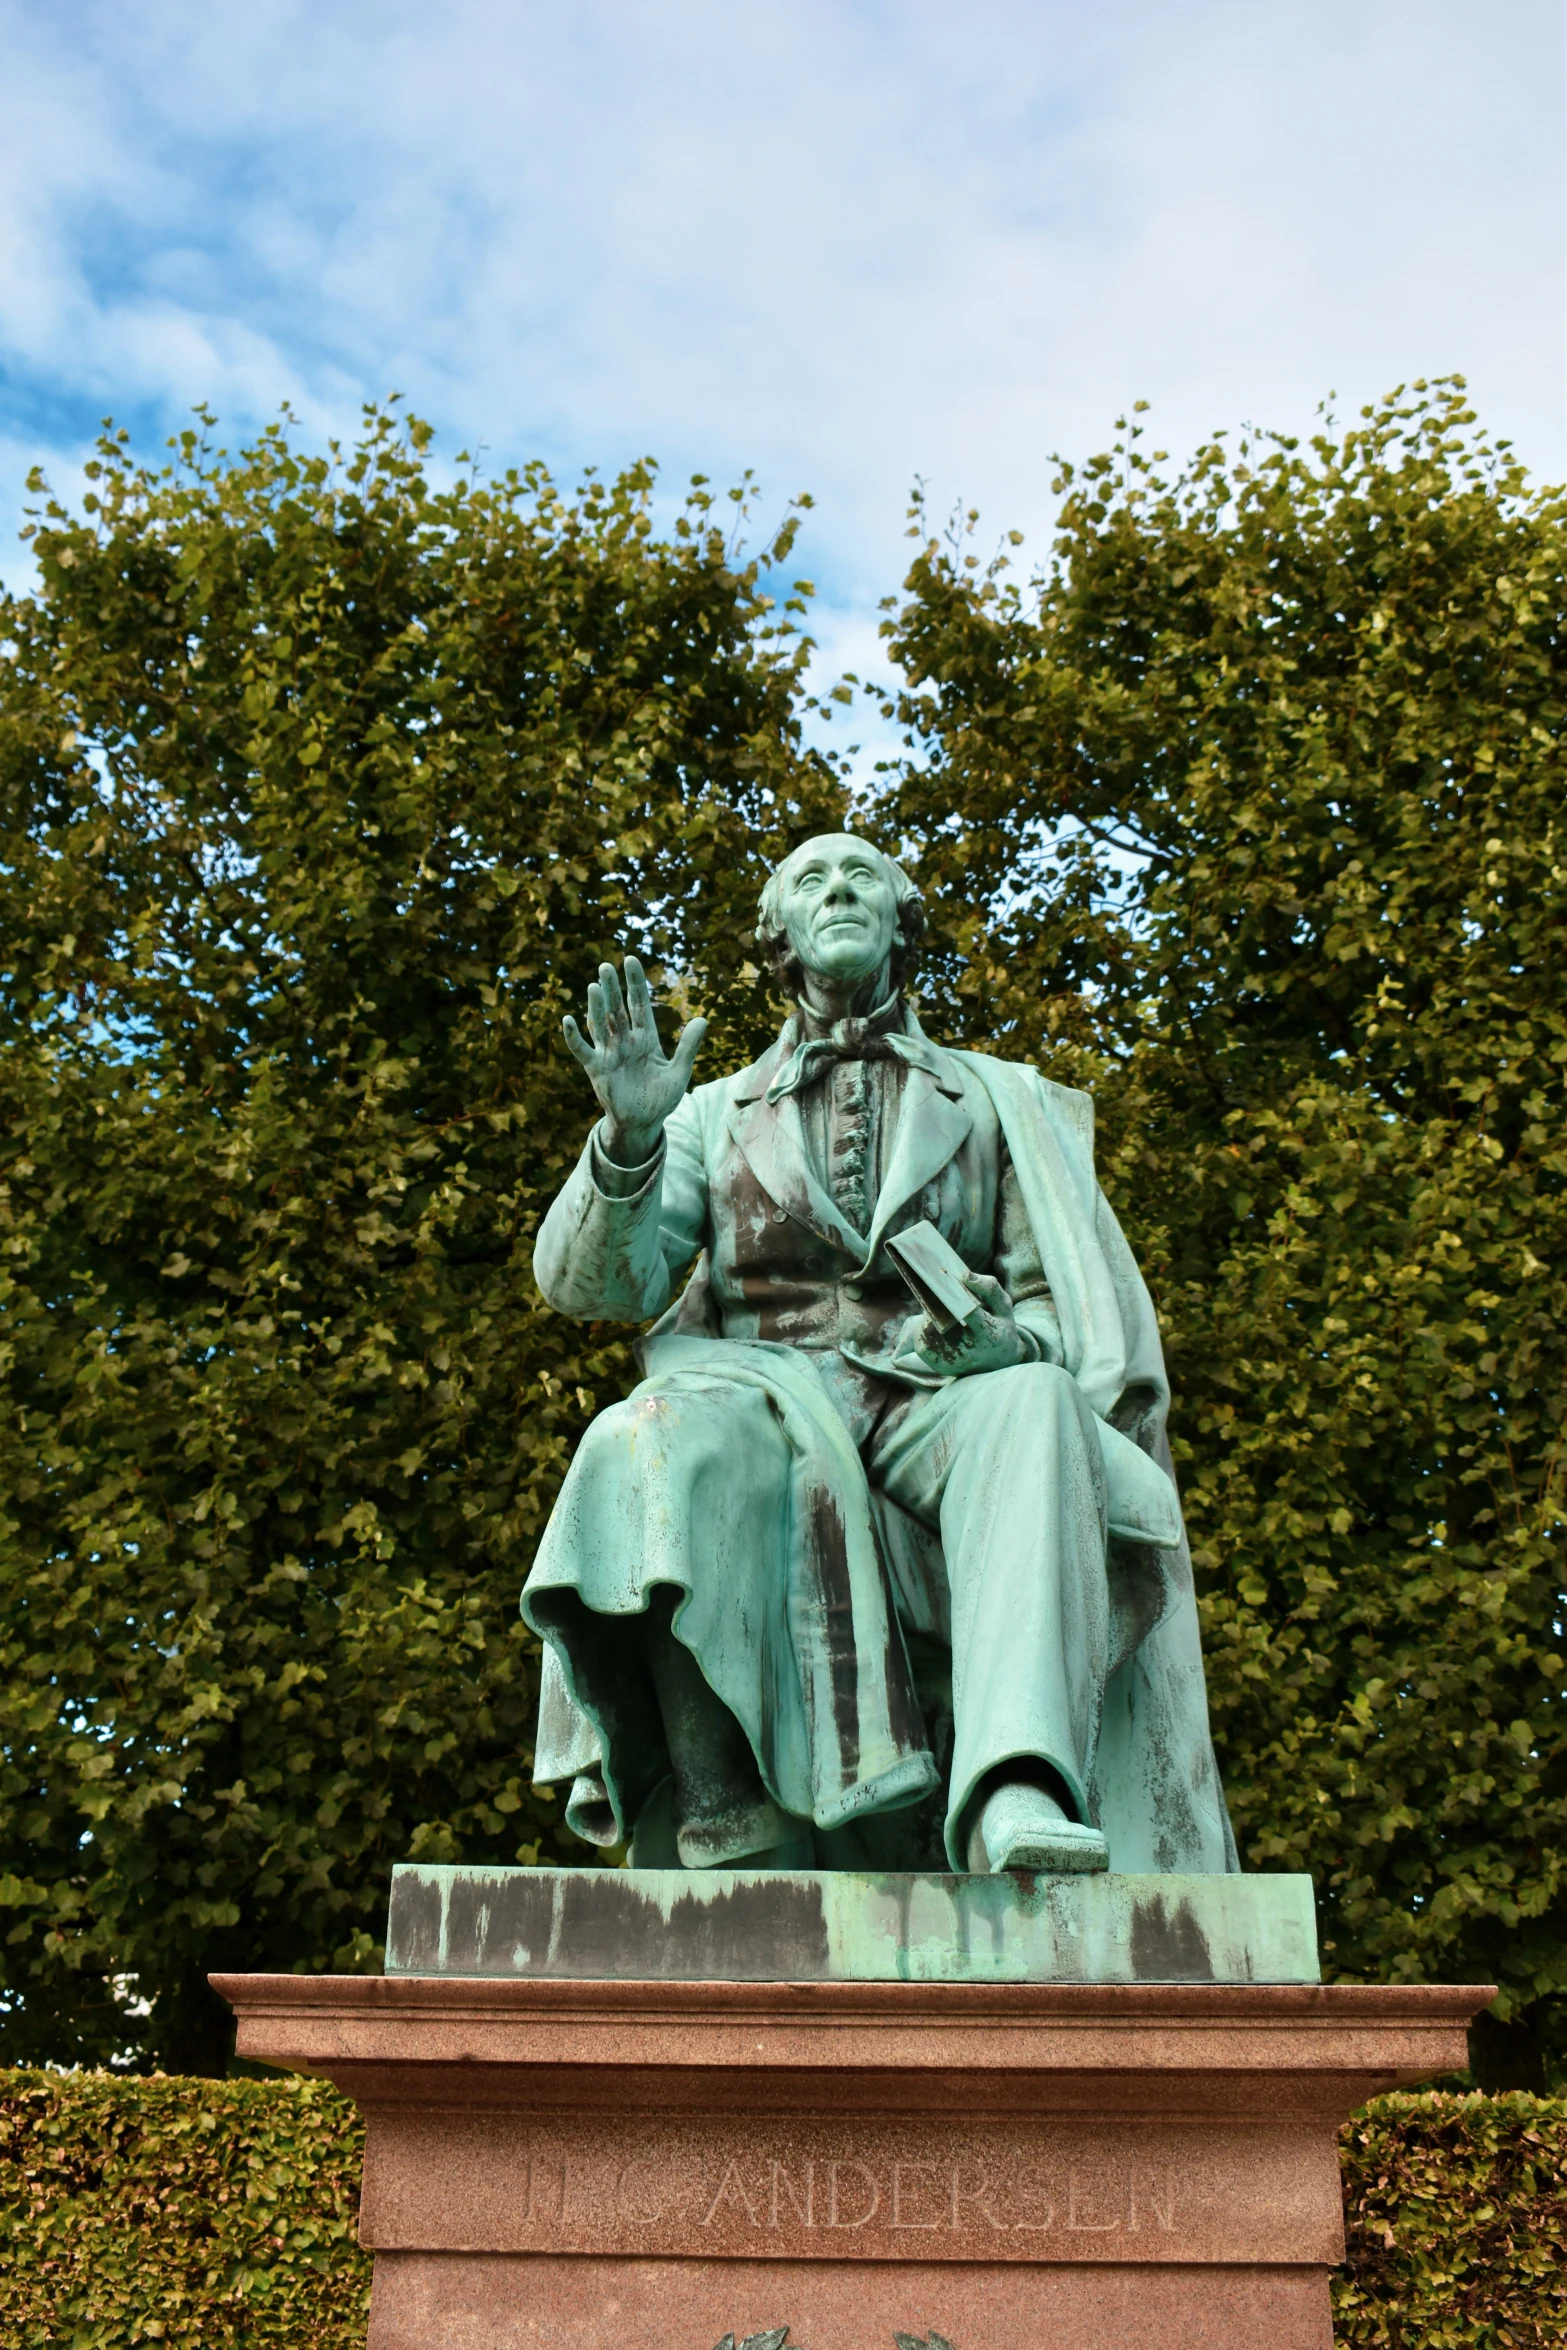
[562, 956, 708, 1167]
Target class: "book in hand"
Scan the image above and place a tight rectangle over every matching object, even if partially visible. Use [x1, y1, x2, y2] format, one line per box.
[885, 1220, 981, 1335]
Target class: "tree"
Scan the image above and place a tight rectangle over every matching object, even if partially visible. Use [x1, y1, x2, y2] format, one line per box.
[0, 410, 842, 2071]
[883, 381, 1567, 2083]
[7, 380, 1563, 2087]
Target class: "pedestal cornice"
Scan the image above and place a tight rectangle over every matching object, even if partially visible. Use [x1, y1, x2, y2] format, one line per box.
[215, 1971, 1491, 2343]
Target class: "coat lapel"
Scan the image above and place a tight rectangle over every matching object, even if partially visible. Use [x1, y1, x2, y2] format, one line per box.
[725, 1018, 974, 1267]
[728, 1086, 870, 1259]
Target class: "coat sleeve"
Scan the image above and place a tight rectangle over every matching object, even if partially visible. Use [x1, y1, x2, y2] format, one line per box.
[532, 1091, 710, 1321]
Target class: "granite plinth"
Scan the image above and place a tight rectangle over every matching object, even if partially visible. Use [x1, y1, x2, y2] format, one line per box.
[385, 1866, 1320, 1985]
[214, 1969, 1491, 2350]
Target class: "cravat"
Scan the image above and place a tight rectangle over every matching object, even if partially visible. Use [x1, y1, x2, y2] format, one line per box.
[765, 995, 916, 1103]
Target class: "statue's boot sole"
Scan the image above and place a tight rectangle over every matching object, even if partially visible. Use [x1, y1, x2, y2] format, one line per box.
[994, 1820, 1109, 1873]
[968, 1780, 1111, 1876]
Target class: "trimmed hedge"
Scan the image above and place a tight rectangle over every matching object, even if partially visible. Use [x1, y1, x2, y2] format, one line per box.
[0, 2071, 370, 2346]
[0, 2075, 1562, 2346]
[1335, 2093, 1567, 2348]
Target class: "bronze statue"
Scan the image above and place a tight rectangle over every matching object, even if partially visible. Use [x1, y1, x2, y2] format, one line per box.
[524, 836, 1235, 1877]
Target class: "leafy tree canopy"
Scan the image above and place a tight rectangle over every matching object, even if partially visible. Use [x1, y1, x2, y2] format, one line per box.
[0, 409, 842, 2071]
[885, 379, 1566, 2084]
[1, 380, 1562, 2083]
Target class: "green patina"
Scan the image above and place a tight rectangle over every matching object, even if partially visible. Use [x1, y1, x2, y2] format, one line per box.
[524, 836, 1240, 1885]
[385, 1865, 1319, 1984]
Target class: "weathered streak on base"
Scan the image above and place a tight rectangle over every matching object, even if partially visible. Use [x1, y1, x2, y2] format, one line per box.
[384, 1865, 1321, 1986]
[214, 1972, 1489, 2350]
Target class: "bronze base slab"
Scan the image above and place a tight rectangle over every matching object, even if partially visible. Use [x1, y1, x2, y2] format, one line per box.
[213, 1972, 1489, 2350]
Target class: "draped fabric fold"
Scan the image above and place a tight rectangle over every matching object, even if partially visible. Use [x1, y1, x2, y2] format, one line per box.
[524, 1338, 937, 1845]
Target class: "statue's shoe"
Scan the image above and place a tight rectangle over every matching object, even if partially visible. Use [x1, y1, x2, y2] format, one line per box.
[968, 1781, 1109, 1875]
[676, 1793, 810, 1870]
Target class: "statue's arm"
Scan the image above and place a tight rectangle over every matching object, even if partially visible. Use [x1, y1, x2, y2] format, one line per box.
[533, 1091, 709, 1322]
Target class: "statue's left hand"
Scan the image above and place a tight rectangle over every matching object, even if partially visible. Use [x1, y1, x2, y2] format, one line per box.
[890, 1272, 1032, 1380]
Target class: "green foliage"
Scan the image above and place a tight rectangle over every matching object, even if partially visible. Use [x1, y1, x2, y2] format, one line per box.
[1335, 2092, 1567, 2346]
[0, 2072, 1559, 2347]
[0, 2068, 370, 2346]
[3, 380, 1564, 2084]
[0, 410, 843, 2071]
[883, 381, 1567, 2071]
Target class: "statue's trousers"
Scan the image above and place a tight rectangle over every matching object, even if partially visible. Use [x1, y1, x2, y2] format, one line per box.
[869, 1358, 1111, 1853]
[524, 1349, 1111, 1866]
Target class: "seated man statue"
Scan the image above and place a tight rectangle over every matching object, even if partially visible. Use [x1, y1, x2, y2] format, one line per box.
[524, 834, 1237, 1878]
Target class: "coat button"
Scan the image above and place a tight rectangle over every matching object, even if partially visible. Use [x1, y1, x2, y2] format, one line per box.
[772, 1207, 788, 1223]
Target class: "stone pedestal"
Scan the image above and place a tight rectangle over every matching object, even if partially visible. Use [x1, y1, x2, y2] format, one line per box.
[215, 1965, 1487, 2350]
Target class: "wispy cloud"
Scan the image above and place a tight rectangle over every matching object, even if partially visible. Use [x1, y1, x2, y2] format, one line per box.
[2, 0, 1561, 698]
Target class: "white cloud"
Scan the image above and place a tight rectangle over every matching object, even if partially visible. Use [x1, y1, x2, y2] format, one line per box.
[1, 0, 1561, 664]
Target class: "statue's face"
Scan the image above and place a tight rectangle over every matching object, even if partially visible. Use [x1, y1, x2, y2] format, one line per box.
[774, 834, 900, 989]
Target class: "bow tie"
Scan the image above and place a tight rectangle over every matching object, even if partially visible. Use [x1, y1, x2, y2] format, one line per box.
[766, 998, 916, 1103]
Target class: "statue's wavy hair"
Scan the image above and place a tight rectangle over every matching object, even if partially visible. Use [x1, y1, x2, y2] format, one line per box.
[755, 839, 926, 998]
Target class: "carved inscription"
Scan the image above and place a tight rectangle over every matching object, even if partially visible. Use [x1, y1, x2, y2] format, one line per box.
[676, 2158, 1176, 2238]
[471, 2131, 1197, 2262]
[513, 2150, 1175, 2238]
[615, 2161, 666, 2225]
[372, 2107, 1320, 2266]
[512, 2148, 1174, 2239]
[522, 2158, 565, 2222]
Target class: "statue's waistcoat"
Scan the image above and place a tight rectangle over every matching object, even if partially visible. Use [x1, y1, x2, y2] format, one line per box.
[698, 1031, 1011, 1359]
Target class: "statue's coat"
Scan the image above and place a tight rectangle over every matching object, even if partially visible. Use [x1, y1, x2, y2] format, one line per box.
[527, 1021, 1236, 1873]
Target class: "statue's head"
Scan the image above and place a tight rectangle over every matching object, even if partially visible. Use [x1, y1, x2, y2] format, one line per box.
[756, 833, 925, 999]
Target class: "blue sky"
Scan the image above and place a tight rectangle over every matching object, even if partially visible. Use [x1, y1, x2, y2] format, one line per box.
[1, 0, 1562, 740]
